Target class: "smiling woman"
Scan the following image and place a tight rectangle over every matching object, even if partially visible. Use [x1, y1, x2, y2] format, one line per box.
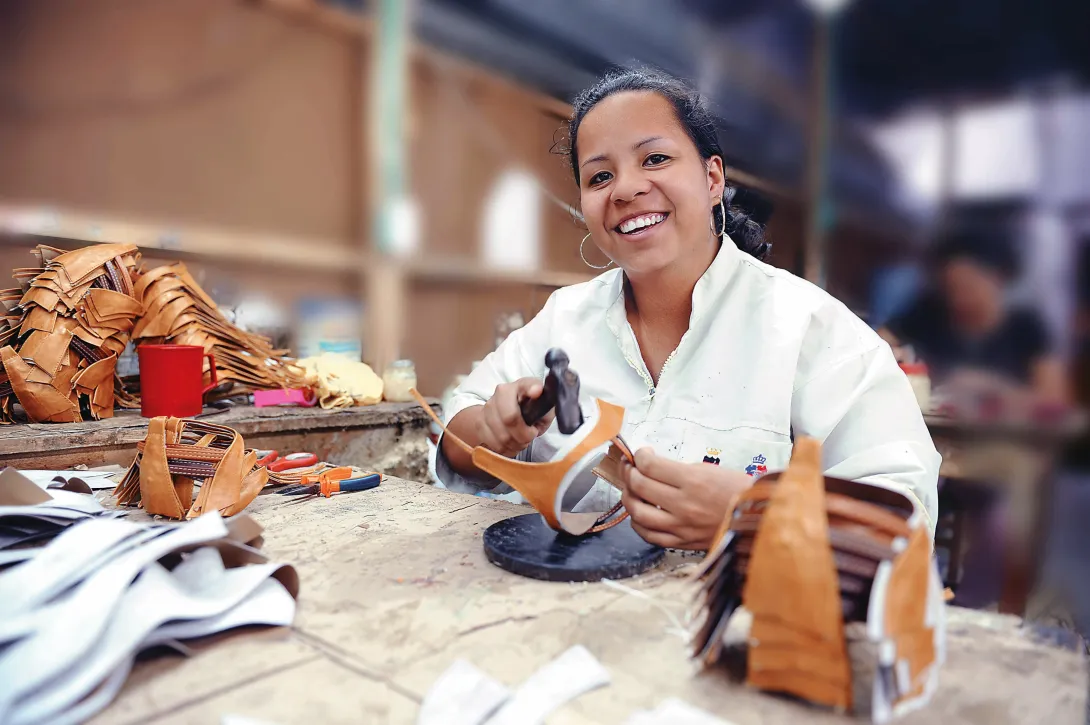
[436, 68, 941, 553]
[565, 70, 770, 274]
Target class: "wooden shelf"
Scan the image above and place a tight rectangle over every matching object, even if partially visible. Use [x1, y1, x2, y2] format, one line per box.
[406, 255, 595, 288]
[0, 205, 359, 273]
[0, 205, 592, 288]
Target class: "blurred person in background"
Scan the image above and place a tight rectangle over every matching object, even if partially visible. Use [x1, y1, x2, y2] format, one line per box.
[435, 68, 939, 551]
[878, 227, 1069, 404]
[879, 228, 1071, 608]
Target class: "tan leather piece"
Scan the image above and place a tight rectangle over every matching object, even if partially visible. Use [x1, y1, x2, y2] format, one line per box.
[0, 345, 81, 423]
[590, 443, 628, 491]
[118, 416, 269, 520]
[21, 306, 58, 336]
[87, 287, 143, 319]
[20, 329, 72, 377]
[72, 354, 118, 419]
[50, 244, 132, 286]
[222, 461, 269, 518]
[742, 437, 852, 711]
[132, 264, 175, 299]
[188, 434, 246, 519]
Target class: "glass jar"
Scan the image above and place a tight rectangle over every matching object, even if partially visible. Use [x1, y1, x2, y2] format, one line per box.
[899, 361, 931, 413]
[383, 359, 417, 402]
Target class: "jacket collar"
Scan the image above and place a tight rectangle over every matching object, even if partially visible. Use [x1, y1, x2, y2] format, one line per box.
[604, 235, 744, 335]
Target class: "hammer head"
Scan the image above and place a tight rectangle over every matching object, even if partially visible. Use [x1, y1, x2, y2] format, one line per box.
[519, 347, 585, 434]
[544, 348, 570, 371]
[545, 348, 583, 435]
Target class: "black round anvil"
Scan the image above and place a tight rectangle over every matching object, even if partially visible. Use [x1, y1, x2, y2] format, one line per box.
[482, 513, 665, 582]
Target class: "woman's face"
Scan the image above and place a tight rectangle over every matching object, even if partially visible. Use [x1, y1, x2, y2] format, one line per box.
[575, 91, 725, 277]
[941, 258, 1004, 326]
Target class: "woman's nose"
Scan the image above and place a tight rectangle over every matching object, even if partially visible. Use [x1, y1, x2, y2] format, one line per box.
[610, 168, 651, 204]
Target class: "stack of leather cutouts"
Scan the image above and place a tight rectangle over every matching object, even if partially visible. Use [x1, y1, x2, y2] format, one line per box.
[0, 244, 143, 423]
[131, 263, 304, 396]
[0, 509, 299, 725]
[689, 437, 945, 723]
[412, 389, 634, 536]
[115, 417, 271, 520]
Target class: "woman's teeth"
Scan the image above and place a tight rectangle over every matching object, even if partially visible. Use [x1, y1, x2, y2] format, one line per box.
[618, 213, 666, 234]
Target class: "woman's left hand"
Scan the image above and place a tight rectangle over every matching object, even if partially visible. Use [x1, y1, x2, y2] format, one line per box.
[618, 447, 753, 551]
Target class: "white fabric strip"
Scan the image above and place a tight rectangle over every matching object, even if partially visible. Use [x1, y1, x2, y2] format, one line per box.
[11, 549, 292, 724]
[484, 645, 610, 725]
[622, 698, 737, 725]
[13, 555, 296, 725]
[46, 654, 135, 725]
[0, 519, 150, 617]
[0, 514, 229, 720]
[417, 659, 510, 725]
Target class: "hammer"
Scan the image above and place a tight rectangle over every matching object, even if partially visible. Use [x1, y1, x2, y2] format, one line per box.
[519, 348, 584, 435]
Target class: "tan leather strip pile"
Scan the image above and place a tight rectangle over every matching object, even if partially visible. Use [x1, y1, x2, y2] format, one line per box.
[131, 263, 304, 395]
[691, 436, 943, 718]
[0, 244, 142, 423]
[115, 417, 268, 520]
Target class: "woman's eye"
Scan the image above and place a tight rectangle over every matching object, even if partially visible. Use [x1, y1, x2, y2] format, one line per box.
[645, 153, 670, 166]
[588, 171, 612, 186]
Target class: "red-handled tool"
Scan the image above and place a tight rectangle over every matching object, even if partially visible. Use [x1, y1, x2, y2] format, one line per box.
[257, 451, 319, 472]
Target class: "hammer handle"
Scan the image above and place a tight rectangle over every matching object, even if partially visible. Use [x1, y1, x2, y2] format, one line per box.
[519, 376, 558, 427]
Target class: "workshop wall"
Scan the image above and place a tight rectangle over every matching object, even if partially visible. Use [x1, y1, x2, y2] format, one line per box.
[0, 0, 360, 244]
[0, 0, 897, 397]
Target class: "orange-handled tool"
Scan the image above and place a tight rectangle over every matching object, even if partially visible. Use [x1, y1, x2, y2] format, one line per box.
[277, 467, 381, 498]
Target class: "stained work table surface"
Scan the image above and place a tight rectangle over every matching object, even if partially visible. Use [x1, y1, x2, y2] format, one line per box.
[0, 402, 435, 480]
[91, 477, 1087, 725]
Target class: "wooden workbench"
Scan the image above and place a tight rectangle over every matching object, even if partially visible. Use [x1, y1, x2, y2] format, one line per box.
[91, 478, 1087, 725]
[926, 412, 1089, 616]
[0, 402, 436, 481]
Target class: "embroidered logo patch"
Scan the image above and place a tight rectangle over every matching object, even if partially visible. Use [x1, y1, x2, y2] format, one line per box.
[745, 453, 767, 477]
[702, 447, 721, 466]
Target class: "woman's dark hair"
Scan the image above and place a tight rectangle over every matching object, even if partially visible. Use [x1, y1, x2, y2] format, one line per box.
[562, 68, 771, 261]
[932, 226, 1020, 281]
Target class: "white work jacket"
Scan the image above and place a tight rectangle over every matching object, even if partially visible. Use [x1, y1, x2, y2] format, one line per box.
[436, 238, 940, 531]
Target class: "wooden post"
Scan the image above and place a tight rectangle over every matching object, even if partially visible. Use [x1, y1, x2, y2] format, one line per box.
[803, 14, 832, 288]
[364, 0, 413, 373]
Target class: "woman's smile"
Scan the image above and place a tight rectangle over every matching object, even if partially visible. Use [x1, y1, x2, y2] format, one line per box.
[614, 211, 670, 240]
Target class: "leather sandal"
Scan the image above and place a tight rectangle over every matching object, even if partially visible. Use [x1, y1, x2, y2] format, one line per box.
[411, 388, 633, 536]
[115, 417, 268, 520]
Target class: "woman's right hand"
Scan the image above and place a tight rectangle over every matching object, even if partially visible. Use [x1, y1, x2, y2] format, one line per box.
[475, 377, 554, 457]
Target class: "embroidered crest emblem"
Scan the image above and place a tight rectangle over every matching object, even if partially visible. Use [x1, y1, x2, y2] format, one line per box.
[702, 447, 721, 466]
[745, 453, 767, 477]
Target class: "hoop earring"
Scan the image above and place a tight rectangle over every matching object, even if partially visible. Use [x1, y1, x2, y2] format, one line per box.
[715, 198, 728, 240]
[580, 233, 613, 270]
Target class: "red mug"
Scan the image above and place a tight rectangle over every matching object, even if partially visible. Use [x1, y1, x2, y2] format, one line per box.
[137, 344, 218, 418]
